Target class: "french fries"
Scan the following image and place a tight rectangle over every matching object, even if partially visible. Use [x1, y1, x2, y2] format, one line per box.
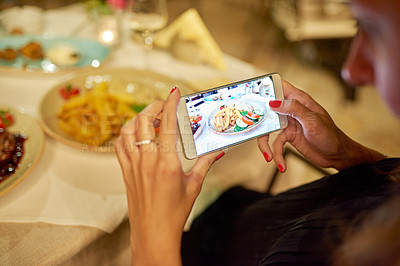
[57, 82, 137, 146]
[213, 105, 242, 132]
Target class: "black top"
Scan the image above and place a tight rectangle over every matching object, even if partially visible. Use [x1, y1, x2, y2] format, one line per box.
[182, 158, 400, 266]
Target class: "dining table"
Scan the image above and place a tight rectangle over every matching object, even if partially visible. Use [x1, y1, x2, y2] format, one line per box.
[0, 3, 273, 265]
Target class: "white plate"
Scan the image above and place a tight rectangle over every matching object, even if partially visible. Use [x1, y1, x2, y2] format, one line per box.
[39, 67, 193, 152]
[207, 99, 268, 135]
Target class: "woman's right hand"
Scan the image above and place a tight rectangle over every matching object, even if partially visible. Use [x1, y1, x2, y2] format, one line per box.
[115, 87, 222, 265]
[258, 80, 385, 172]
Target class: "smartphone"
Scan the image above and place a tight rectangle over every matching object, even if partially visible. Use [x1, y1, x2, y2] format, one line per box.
[177, 73, 288, 159]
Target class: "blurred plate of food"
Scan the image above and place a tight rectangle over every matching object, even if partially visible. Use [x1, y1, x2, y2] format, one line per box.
[0, 106, 45, 196]
[207, 99, 268, 135]
[0, 35, 109, 73]
[203, 90, 242, 102]
[189, 111, 204, 139]
[38, 67, 193, 152]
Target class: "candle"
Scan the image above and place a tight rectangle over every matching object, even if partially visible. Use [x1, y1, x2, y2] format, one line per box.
[97, 15, 120, 46]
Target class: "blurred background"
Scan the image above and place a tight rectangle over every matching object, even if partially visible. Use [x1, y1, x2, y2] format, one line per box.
[1, 1, 400, 264]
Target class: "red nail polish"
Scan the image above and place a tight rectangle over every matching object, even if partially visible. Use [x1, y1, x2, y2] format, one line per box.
[216, 152, 225, 161]
[269, 100, 282, 108]
[278, 164, 284, 173]
[170, 86, 177, 94]
[263, 152, 271, 162]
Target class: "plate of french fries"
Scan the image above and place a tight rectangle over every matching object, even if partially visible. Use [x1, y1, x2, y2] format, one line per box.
[207, 99, 268, 135]
[39, 67, 193, 152]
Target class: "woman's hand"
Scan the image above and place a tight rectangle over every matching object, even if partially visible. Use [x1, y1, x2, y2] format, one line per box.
[115, 87, 223, 266]
[258, 80, 385, 172]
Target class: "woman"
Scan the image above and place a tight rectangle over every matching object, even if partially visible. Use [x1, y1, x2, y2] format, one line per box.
[115, 0, 400, 264]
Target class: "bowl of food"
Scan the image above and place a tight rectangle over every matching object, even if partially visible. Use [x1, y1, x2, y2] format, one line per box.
[1, 5, 44, 35]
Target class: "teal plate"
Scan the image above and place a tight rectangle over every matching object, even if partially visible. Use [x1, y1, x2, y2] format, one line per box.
[0, 35, 109, 73]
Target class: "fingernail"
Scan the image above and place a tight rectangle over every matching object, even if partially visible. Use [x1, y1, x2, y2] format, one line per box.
[269, 100, 282, 108]
[216, 152, 225, 161]
[263, 152, 271, 162]
[278, 164, 284, 173]
[170, 86, 178, 94]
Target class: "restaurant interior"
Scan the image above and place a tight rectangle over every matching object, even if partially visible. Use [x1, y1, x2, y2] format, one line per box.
[1, 0, 400, 264]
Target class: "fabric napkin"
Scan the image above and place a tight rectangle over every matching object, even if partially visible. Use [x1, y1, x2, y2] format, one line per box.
[153, 8, 226, 70]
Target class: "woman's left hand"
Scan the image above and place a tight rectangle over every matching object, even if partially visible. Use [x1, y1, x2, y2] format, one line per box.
[115, 87, 222, 266]
[258, 80, 385, 172]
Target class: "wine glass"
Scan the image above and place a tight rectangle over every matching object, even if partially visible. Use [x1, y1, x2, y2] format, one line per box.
[128, 0, 168, 67]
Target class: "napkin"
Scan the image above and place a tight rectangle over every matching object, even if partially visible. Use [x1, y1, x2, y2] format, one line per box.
[153, 8, 226, 70]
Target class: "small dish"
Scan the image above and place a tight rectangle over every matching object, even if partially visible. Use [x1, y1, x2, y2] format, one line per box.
[1, 5, 44, 35]
[0, 106, 45, 196]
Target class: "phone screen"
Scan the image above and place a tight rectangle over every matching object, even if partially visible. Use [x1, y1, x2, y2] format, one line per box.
[182, 74, 283, 157]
